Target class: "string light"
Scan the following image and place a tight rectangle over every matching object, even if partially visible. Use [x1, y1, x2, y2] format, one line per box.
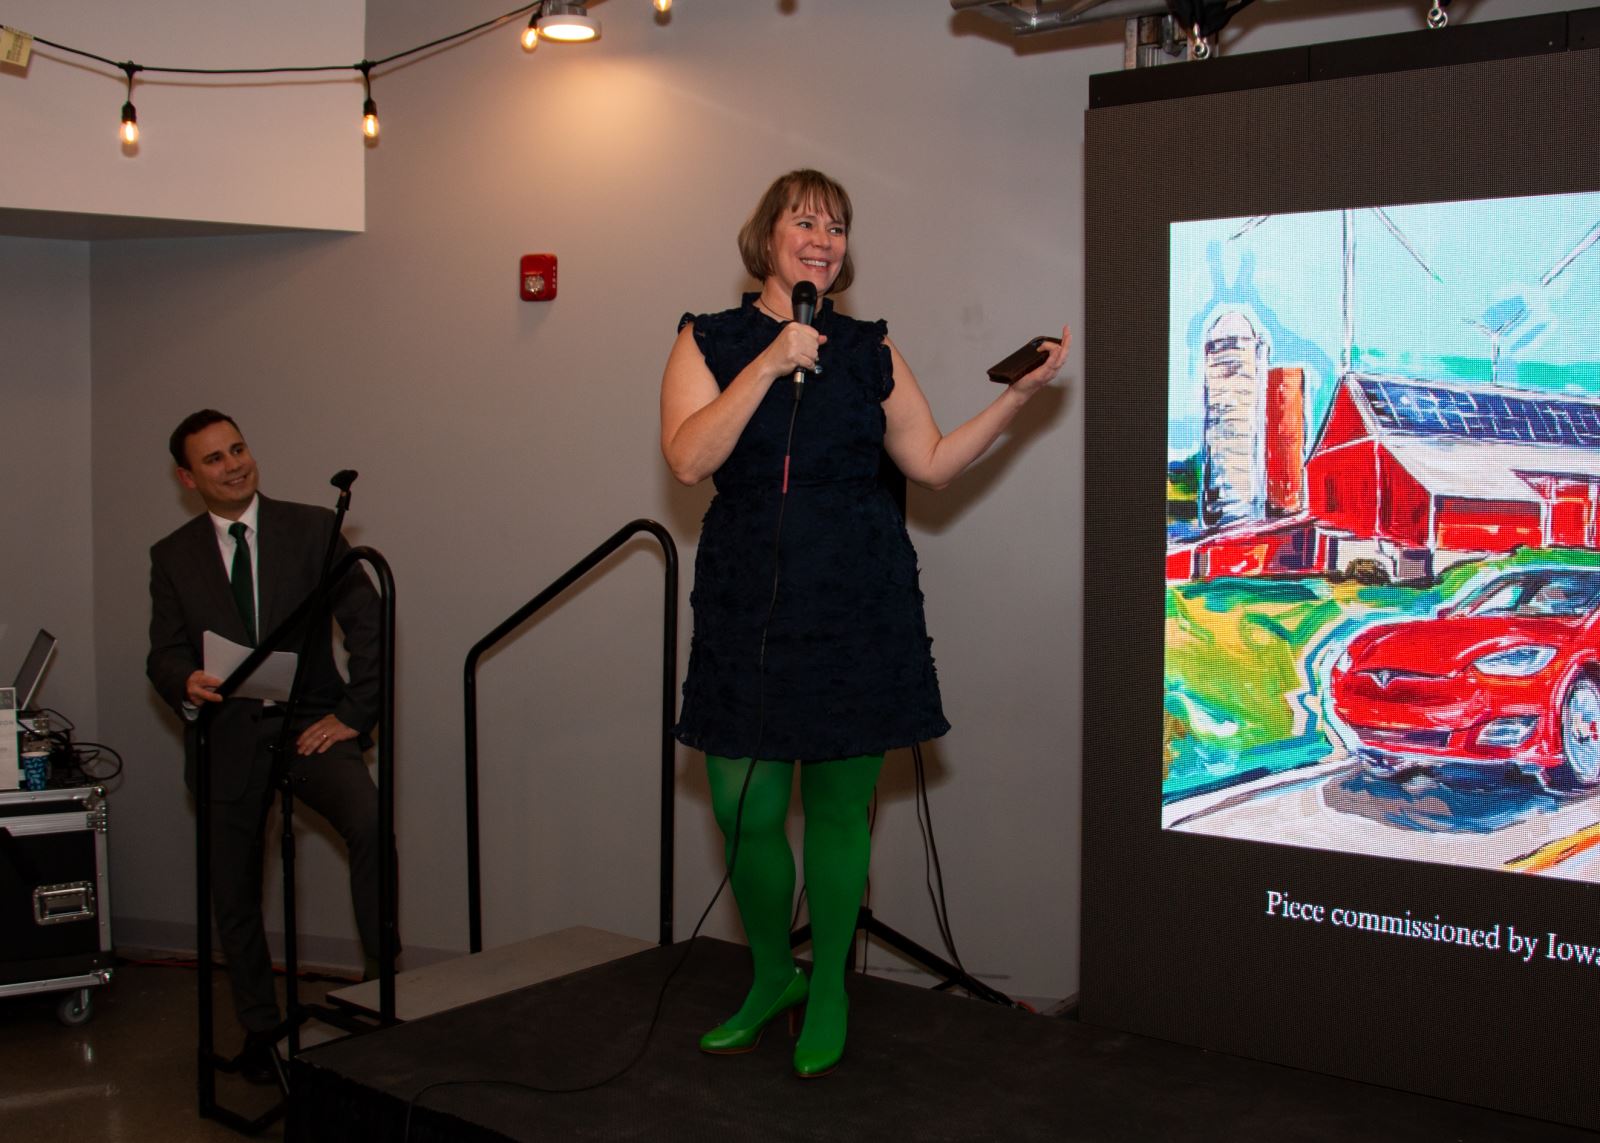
[359, 62, 379, 140]
[118, 62, 140, 145]
[15, 1, 677, 152]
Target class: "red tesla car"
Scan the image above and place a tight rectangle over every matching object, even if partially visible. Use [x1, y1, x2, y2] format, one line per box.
[1328, 567, 1600, 790]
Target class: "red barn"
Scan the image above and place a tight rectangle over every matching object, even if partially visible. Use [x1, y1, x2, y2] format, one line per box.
[1304, 373, 1600, 577]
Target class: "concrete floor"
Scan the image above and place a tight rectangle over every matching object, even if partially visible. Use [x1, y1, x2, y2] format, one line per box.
[0, 960, 344, 1142]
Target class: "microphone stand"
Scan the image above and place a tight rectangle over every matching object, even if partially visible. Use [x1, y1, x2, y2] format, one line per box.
[272, 470, 359, 1062]
[193, 472, 397, 1132]
[787, 458, 1017, 1009]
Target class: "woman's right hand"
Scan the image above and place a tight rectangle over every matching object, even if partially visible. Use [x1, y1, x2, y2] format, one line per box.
[760, 320, 827, 380]
[662, 317, 831, 486]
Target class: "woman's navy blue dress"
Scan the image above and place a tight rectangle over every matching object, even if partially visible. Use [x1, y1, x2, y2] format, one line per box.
[674, 294, 950, 762]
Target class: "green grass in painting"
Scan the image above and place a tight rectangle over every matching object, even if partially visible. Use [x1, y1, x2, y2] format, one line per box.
[1162, 547, 1600, 803]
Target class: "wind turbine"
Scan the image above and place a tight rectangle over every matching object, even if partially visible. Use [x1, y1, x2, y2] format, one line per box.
[1461, 301, 1529, 387]
[1229, 206, 1441, 379]
[1458, 216, 1600, 386]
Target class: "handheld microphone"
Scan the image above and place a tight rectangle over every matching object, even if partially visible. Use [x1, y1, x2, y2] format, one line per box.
[330, 470, 359, 492]
[790, 281, 818, 388]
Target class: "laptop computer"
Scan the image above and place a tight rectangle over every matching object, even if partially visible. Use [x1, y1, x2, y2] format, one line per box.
[11, 628, 56, 712]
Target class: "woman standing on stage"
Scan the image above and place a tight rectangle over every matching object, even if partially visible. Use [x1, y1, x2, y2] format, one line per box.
[661, 169, 1068, 1077]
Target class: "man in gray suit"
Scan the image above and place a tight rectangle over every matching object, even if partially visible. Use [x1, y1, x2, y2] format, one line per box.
[147, 409, 386, 1077]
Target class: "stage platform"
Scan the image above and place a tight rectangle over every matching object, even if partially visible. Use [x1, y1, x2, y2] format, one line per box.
[324, 926, 653, 1022]
[288, 937, 1595, 1142]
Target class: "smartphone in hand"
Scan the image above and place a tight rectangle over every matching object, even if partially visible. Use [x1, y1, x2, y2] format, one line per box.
[987, 336, 1058, 384]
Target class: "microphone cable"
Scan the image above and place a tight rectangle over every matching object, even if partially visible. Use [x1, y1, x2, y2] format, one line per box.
[911, 739, 967, 982]
[401, 320, 808, 1141]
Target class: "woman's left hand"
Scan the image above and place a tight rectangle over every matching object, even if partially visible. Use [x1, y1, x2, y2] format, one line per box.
[1011, 324, 1072, 397]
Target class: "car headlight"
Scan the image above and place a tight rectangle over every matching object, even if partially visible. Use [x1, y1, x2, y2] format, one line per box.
[1473, 645, 1557, 677]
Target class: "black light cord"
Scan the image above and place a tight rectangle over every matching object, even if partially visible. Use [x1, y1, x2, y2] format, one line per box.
[19, 3, 542, 79]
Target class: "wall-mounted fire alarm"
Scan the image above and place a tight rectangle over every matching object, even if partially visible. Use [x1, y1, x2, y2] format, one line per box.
[520, 253, 558, 301]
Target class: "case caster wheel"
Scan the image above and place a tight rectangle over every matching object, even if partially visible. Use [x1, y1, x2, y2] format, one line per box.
[57, 988, 94, 1027]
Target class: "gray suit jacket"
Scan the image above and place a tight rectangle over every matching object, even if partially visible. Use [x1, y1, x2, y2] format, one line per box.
[146, 494, 382, 801]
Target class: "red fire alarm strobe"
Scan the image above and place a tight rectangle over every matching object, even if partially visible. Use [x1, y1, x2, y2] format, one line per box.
[520, 253, 558, 301]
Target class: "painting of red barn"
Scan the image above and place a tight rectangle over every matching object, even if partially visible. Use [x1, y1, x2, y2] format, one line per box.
[1163, 192, 1600, 884]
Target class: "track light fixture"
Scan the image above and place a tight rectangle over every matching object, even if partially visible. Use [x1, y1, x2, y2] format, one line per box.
[537, 2, 601, 43]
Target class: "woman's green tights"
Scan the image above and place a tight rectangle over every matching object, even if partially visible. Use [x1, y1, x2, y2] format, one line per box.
[703, 752, 883, 1074]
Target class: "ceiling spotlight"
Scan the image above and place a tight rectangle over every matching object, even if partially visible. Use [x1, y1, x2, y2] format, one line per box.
[538, 1, 601, 42]
[654, 0, 672, 12]
[521, 14, 540, 50]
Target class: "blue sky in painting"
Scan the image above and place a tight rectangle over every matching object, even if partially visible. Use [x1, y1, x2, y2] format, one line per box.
[1168, 191, 1600, 460]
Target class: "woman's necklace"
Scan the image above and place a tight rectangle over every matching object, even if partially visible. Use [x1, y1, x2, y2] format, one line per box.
[755, 296, 790, 322]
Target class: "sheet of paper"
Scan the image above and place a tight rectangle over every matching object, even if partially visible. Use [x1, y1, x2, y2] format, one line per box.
[0, 687, 17, 789]
[203, 631, 299, 702]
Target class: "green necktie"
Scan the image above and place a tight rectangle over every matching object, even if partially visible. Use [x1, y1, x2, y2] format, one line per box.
[228, 521, 257, 646]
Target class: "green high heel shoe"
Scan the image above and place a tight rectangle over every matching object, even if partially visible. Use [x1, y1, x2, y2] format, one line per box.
[792, 995, 847, 1078]
[699, 968, 808, 1054]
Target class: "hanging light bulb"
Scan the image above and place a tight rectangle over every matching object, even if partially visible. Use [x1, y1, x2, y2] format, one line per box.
[117, 62, 141, 147]
[521, 15, 540, 51]
[653, 0, 672, 12]
[358, 62, 379, 140]
[537, 1, 600, 42]
[119, 101, 139, 145]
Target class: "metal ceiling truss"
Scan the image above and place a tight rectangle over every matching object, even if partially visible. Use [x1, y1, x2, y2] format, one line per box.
[950, 1, 1455, 47]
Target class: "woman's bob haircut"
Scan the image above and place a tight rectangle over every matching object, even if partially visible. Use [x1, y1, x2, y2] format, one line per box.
[737, 169, 855, 295]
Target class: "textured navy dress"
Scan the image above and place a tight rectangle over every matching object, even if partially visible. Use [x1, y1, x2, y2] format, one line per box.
[674, 294, 950, 762]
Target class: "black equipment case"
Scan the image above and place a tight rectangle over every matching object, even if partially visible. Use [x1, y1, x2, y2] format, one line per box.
[0, 786, 113, 1023]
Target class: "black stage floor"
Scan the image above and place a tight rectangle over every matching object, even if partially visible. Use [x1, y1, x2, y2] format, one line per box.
[287, 937, 1596, 1142]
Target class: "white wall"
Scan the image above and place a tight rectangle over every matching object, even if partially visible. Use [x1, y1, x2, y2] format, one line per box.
[0, 2, 363, 231]
[58, 0, 1588, 1002]
[0, 239, 96, 742]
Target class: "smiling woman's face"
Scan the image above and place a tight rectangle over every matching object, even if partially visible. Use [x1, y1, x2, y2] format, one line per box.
[767, 199, 847, 298]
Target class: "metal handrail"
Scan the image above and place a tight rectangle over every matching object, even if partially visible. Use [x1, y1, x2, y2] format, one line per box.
[463, 518, 678, 954]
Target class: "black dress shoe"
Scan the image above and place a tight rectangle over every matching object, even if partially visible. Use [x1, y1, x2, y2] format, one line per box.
[234, 1033, 283, 1086]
